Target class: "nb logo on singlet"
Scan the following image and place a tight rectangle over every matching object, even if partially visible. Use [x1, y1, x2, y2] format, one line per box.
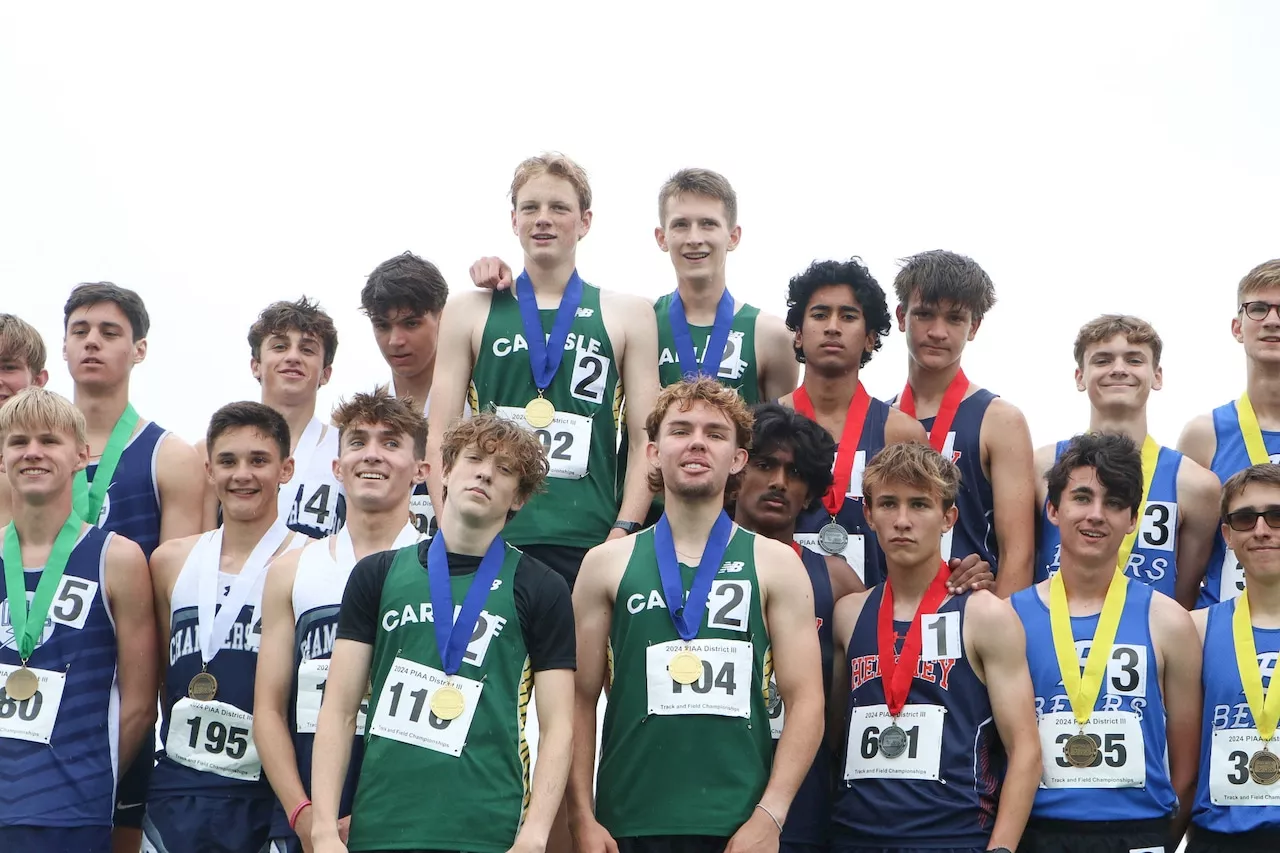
[575, 308, 595, 318]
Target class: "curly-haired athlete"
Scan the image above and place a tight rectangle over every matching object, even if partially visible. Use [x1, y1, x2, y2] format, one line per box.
[311, 412, 575, 853]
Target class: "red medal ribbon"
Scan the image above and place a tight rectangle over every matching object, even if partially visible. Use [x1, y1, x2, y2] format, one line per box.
[791, 541, 803, 558]
[899, 368, 969, 454]
[877, 561, 952, 716]
[793, 382, 872, 518]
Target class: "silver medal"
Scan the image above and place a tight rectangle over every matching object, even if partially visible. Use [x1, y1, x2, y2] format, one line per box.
[817, 522, 849, 555]
[878, 723, 909, 759]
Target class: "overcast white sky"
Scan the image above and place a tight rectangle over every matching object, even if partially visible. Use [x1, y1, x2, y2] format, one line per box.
[3, 3, 1278, 451]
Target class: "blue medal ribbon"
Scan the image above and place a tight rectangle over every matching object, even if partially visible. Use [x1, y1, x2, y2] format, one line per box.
[669, 288, 735, 380]
[515, 269, 585, 391]
[426, 532, 508, 675]
[654, 511, 734, 641]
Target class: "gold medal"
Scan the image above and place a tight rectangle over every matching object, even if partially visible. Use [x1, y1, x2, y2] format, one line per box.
[4, 666, 38, 702]
[430, 684, 466, 721]
[1250, 748, 1280, 785]
[1063, 732, 1100, 768]
[524, 397, 555, 429]
[188, 671, 218, 702]
[668, 649, 703, 685]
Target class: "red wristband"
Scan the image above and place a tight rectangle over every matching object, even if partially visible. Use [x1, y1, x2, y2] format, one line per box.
[288, 799, 312, 830]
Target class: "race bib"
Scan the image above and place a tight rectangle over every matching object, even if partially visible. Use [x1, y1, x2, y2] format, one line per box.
[1038, 711, 1145, 789]
[167, 697, 261, 781]
[496, 406, 592, 480]
[0, 664, 65, 745]
[409, 491, 436, 538]
[1209, 728, 1280, 806]
[295, 659, 368, 736]
[1137, 502, 1177, 552]
[1, 575, 100, 652]
[368, 657, 482, 758]
[794, 533, 865, 582]
[843, 704, 946, 781]
[1221, 549, 1246, 602]
[646, 639, 753, 718]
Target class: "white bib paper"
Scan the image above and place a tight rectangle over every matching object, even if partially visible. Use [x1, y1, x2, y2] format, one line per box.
[166, 697, 262, 780]
[1221, 549, 1247, 602]
[646, 639, 753, 718]
[0, 664, 65, 745]
[496, 406, 592, 480]
[1209, 728, 1280, 806]
[1037, 711, 1145, 789]
[368, 657, 482, 758]
[843, 704, 946, 781]
[295, 659, 368, 736]
[794, 533, 865, 583]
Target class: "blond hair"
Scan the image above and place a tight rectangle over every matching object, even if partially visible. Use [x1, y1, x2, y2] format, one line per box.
[0, 314, 47, 374]
[1238, 259, 1280, 302]
[510, 153, 592, 214]
[862, 442, 961, 510]
[0, 387, 87, 448]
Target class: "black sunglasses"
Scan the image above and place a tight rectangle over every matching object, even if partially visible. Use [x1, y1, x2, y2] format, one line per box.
[1225, 508, 1280, 532]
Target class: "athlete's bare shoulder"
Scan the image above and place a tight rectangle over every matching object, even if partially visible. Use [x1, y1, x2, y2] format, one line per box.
[753, 533, 809, 593]
[149, 531, 202, 595]
[1177, 454, 1222, 507]
[832, 585, 874, 636]
[575, 533, 638, 602]
[754, 311, 800, 400]
[1033, 441, 1058, 503]
[598, 289, 659, 358]
[1148, 587, 1198, 643]
[1177, 412, 1218, 469]
[885, 405, 928, 444]
[1189, 605, 1209, 643]
[981, 395, 1030, 435]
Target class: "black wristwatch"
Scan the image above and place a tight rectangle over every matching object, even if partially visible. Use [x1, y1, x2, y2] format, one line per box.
[612, 520, 643, 535]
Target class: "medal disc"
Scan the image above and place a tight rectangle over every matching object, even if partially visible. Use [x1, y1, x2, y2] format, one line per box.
[524, 397, 555, 429]
[1063, 732, 1100, 768]
[1249, 749, 1280, 785]
[4, 667, 38, 702]
[817, 522, 849, 555]
[668, 650, 703, 685]
[430, 684, 466, 721]
[188, 671, 219, 702]
[878, 723, 909, 759]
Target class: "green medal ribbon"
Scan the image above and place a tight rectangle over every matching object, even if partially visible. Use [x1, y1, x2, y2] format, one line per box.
[72, 403, 139, 525]
[2, 515, 84, 660]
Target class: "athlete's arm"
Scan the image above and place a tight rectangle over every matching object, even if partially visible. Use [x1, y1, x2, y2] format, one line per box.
[514, 668, 575, 853]
[310, 637, 371, 853]
[736, 536, 822, 848]
[884, 407, 928, 445]
[827, 592, 868, 751]
[1151, 592, 1203, 842]
[253, 548, 310, 841]
[965, 591, 1041, 852]
[1176, 413, 1218, 470]
[983, 400, 1036, 597]
[194, 437, 220, 532]
[755, 312, 799, 402]
[150, 536, 193, 688]
[425, 293, 482, 516]
[1189, 607, 1209, 644]
[826, 555, 865, 601]
[1174, 461, 1222, 609]
[611, 293, 661, 535]
[156, 433, 207, 544]
[105, 533, 159, 772]
[567, 540, 625, 853]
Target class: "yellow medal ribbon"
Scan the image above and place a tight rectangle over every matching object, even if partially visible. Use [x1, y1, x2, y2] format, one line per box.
[1237, 393, 1273, 466]
[1233, 590, 1280, 742]
[1115, 436, 1160, 574]
[1050, 568, 1129, 726]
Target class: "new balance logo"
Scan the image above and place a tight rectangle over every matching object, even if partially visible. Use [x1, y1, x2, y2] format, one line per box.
[576, 307, 595, 318]
[720, 561, 746, 573]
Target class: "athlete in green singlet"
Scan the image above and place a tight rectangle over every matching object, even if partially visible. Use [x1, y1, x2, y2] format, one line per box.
[310, 413, 576, 853]
[430, 153, 660, 587]
[571, 378, 824, 853]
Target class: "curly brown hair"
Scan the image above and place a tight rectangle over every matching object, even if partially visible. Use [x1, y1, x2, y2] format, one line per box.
[644, 377, 754, 494]
[331, 387, 428, 459]
[440, 413, 550, 506]
[247, 296, 339, 368]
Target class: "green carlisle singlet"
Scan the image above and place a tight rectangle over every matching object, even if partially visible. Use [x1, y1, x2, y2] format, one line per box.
[654, 291, 761, 404]
[597, 525, 773, 838]
[471, 283, 622, 549]
[349, 543, 531, 853]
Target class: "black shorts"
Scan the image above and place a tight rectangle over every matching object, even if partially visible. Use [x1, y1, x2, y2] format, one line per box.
[518, 544, 588, 589]
[113, 750, 154, 828]
[1018, 817, 1171, 853]
[1188, 825, 1280, 853]
[617, 836, 731, 853]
